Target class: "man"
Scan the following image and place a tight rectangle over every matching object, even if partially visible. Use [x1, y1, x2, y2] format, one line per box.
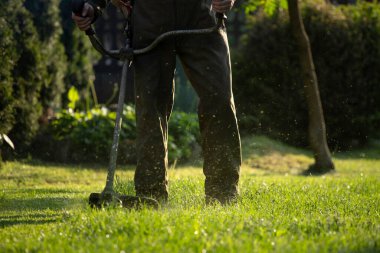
[73, 0, 241, 204]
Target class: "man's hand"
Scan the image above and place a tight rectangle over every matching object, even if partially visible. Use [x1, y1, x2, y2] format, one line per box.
[212, 0, 235, 13]
[72, 3, 95, 31]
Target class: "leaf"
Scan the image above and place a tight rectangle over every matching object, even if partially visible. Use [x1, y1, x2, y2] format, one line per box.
[244, 0, 288, 16]
[1, 134, 15, 149]
[264, 0, 278, 16]
[68, 86, 80, 110]
[243, 0, 263, 14]
[279, 0, 288, 10]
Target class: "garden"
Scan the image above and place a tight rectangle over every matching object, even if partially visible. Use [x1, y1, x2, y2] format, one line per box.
[0, 0, 379, 252]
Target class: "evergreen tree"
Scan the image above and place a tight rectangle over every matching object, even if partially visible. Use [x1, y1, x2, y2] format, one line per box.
[59, 0, 99, 108]
[0, 0, 45, 154]
[0, 17, 16, 135]
[0, 17, 16, 164]
[24, 0, 68, 110]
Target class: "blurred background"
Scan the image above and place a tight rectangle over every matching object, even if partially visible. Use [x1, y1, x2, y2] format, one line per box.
[0, 0, 379, 167]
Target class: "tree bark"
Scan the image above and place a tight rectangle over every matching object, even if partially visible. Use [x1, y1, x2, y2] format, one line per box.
[287, 0, 335, 173]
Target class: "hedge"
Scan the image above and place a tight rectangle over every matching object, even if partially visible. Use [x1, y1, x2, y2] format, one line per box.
[25, 0, 68, 109]
[0, 1, 45, 156]
[233, 2, 380, 149]
[0, 0, 97, 161]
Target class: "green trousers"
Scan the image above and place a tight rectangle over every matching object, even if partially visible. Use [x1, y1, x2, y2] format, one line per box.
[132, 0, 241, 202]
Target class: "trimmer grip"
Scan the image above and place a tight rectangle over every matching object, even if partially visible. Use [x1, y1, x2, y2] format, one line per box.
[216, 12, 227, 21]
[72, 0, 85, 16]
[71, 0, 95, 36]
[216, 12, 227, 28]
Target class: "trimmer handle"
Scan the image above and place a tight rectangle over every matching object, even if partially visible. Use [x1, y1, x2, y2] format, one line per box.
[71, 0, 95, 36]
[216, 12, 227, 28]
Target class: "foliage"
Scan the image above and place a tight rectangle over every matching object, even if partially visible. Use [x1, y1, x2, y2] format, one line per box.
[243, 0, 288, 16]
[24, 0, 68, 109]
[0, 0, 45, 155]
[168, 112, 200, 162]
[234, 2, 380, 149]
[32, 87, 200, 163]
[59, 0, 99, 109]
[0, 0, 98, 159]
[0, 17, 16, 137]
[67, 86, 80, 110]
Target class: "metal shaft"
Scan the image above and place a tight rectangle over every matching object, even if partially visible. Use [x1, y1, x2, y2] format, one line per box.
[87, 20, 225, 60]
[103, 59, 130, 193]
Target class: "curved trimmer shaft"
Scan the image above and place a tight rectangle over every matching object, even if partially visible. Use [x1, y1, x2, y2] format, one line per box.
[72, 0, 225, 208]
[72, 0, 226, 60]
[87, 19, 226, 60]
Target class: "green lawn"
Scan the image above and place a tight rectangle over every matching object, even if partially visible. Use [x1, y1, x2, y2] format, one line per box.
[0, 136, 379, 252]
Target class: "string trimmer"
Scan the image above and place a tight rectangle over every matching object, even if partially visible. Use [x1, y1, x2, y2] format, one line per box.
[71, 0, 226, 209]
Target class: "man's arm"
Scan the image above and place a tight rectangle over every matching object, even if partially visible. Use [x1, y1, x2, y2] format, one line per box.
[72, 0, 109, 31]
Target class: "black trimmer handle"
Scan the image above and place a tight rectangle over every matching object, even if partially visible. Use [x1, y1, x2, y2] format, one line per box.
[216, 12, 227, 20]
[216, 12, 227, 28]
[71, 0, 95, 36]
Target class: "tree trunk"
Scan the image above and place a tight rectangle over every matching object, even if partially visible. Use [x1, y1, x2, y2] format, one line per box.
[287, 0, 335, 173]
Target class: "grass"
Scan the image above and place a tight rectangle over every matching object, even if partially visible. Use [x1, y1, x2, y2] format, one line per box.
[0, 135, 379, 252]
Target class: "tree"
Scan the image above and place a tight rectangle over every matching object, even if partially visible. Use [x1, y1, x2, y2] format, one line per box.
[24, 0, 68, 111]
[244, 0, 335, 173]
[287, 0, 334, 173]
[0, 0, 46, 154]
[0, 17, 16, 136]
[59, 0, 99, 110]
[0, 17, 16, 164]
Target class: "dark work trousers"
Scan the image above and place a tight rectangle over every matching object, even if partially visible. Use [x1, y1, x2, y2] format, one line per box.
[132, 0, 241, 202]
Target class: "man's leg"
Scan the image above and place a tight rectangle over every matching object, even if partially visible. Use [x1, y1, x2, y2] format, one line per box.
[133, 42, 176, 201]
[178, 29, 242, 204]
[131, 0, 177, 201]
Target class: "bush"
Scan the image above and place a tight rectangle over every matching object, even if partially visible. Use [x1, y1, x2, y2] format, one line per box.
[234, 2, 380, 149]
[0, 17, 16, 136]
[0, 1, 45, 156]
[25, 0, 68, 109]
[0, 0, 97, 159]
[59, 0, 99, 109]
[0, 17, 17, 164]
[168, 112, 200, 162]
[32, 104, 200, 164]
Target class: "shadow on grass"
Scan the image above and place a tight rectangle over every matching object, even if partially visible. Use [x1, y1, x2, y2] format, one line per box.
[0, 197, 84, 212]
[0, 213, 60, 228]
[1, 188, 82, 195]
[17, 159, 137, 171]
[333, 149, 380, 160]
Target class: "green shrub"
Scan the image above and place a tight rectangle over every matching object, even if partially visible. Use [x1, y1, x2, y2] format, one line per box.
[0, 1, 45, 155]
[59, 0, 99, 109]
[32, 104, 200, 164]
[0, 17, 17, 164]
[234, 2, 380, 149]
[0, 17, 16, 136]
[168, 112, 200, 162]
[25, 0, 68, 109]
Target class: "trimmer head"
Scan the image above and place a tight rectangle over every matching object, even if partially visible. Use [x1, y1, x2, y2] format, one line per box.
[89, 192, 159, 209]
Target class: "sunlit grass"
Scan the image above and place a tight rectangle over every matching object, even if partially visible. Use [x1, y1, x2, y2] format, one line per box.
[0, 136, 379, 252]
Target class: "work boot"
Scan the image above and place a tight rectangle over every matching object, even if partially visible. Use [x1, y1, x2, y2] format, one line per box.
[205, 176, 239, 205]
[205, 192, 239, 205]
[136, 189, 168, 204]
[119, 195, 159, 209]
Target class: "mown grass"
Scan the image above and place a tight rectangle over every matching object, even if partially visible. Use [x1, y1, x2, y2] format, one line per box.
[0, 136, 379, 252]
